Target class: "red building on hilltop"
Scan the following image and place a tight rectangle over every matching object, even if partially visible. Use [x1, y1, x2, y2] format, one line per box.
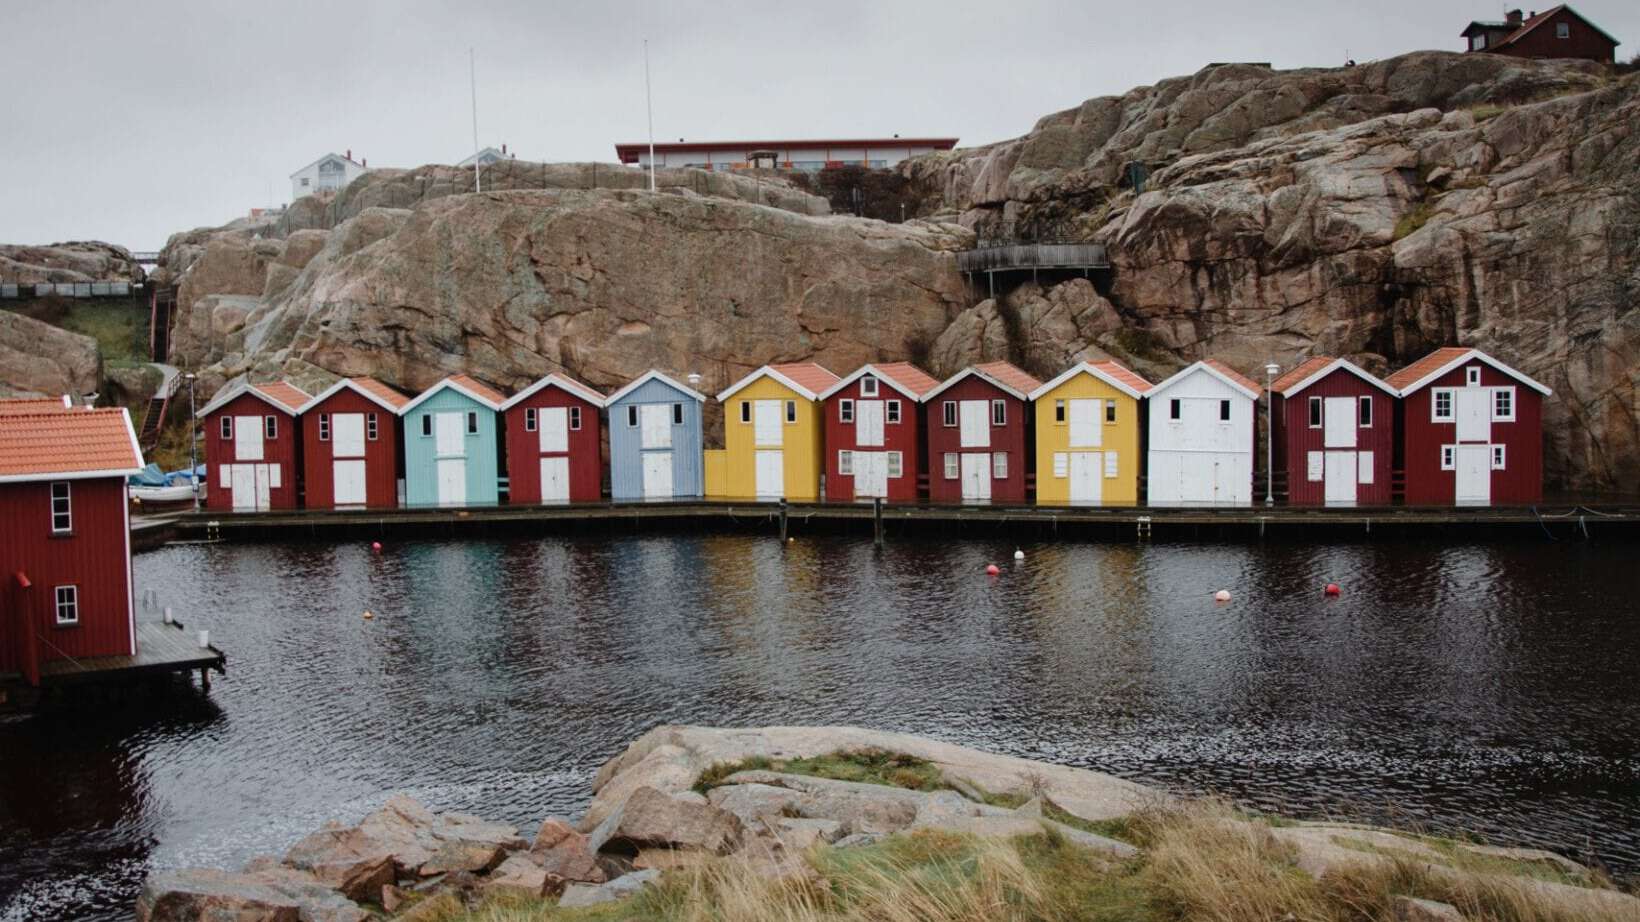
[298, 377, 409, 510]
[198, 380, 310, 512]
[921, 362, 1042, 505]
[820, 363, 941, 502]
[499, 373, 606, 504]
[1389, 348, 1550, 507]
[1461, 6, 1619, 63]
[0, 401, 144, 686]
[1271, 357, 1397, 507]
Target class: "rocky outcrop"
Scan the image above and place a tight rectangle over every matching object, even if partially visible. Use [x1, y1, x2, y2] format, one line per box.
[0, 310, 102, 397]
[0, 241, 145, 284]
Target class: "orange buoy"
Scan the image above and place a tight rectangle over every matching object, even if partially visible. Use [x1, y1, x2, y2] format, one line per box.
[985, 564, 1000, 576]
[1214, 589, 1231, 602]
[1325, 583, 1341, 596]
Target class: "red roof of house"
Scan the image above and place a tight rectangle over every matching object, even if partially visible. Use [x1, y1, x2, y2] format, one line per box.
[770, 363, 841, 396]
[1270, 356, 1335, 394]
[1089, 360, 1154, 394]
[872, 362, 942, 399]
[349, 377, 410, 410]
[974, 362, 1043, 396]
[1385, 347, 1474, 392]
[251, 381, 311, 413]
[447, 374, 507, 406]
[0, 407, 142, 479]
[1204, 360, 1261, 394]
[1471, 5, 1620, 48]
[0, 396, 72, 414]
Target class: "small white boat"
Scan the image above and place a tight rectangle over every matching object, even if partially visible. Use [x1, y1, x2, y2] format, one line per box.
[129, 483, 200, 503]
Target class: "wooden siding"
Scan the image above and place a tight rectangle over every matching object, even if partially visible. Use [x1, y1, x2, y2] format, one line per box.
[1032, 371, 1143, 506]
[402, 389, 502, 507]
[203, 393, 301, 512]
[717, 377, 823, 501]
[822, 376, 924, 503]
[1402, 360, 1543, 505]
[1146, 368, 1256, 506]
[609, 378, 705, 500]
[1493, 9, 1617, 62]
[0, 478, 132, 677]
[301, 389, 400, 509]
[1273, 369, 1394, 506]
[925, 377, 1030, 504]
[503, 388, 603, 504]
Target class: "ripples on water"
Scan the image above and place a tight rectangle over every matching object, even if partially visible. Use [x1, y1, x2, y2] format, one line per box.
[2, 534, 1638, 919]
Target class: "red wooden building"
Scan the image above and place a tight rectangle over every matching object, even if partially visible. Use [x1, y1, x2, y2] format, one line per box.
[921, 362, 1042, 504]
[819, 363, 940, 502]
[197, 380, 310, 512]
[1388, 347, 1550, 506]
[1271, 357, 1397, 507]
[499, 373, 606, 504]
[297, 377, 409, 510]
[0, 402, 144, 686]
[1461, 6, 1619, 63]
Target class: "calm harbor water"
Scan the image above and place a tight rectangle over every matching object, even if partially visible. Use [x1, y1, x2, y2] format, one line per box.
[2, 533, 1638, 919]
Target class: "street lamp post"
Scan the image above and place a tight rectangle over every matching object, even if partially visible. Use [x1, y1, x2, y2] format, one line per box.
[1264, 363, 1280, 507]
[185, 373, 199, 512]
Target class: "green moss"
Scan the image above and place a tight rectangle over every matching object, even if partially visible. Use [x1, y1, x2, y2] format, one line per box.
[693, 749, 944, 794]
[1329, 834, 1609, 890]
[1469, 103, 1509, 122]
[1393, 202, 1436, 240]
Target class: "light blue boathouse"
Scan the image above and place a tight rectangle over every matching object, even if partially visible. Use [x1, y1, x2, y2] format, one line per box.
[606, 370, 706, 500]
[398, 374, 506, 508]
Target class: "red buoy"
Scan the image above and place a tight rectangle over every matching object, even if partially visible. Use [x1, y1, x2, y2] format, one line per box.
[371, 541, 382, 553]
[985, 564, 1000, 576]
[1325, 583, 1341, 596]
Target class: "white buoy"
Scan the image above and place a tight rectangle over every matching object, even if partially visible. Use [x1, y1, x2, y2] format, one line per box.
[163, 606, 173, 624]
[1013, 549, 1025, 560]
[197, 629, 210, 649]
[1214, 589, 1231, 602]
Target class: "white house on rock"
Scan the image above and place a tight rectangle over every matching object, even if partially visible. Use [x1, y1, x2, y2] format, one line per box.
[1145, 360, 1262, 507]
[290, 151, 369, 199]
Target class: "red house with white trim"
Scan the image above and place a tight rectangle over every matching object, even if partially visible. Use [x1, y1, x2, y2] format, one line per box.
[499, 373, 606, 504]
[1388, 348, 1550, 506]
[1271, 357, 1397, 507]
[0, 401, 144, 686]
[298, 377, 408, 510]
[921, 362, 1042, 505]
[819, 363, 941, 502]
[198, 380, 310, 512]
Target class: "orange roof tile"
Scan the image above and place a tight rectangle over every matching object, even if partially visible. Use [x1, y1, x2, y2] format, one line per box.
[349, 377, 410, 410]
[251, 381, 311, 413]
[447, 374, 506, 406]
[1203, 359, 1261, 394]
[0, 408, 142, 479]
[974, 362, 1043, 395]
[1385, 347, 1474, 392]
[871, 362, 942, 398]
[1089, 359, 1154, 394]
[770, 362, 840, 397]
[1270, 356, 1335, 394]
[0, 396, 72, 414]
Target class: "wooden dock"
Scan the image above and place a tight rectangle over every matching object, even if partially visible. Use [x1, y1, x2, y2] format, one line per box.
[37, 621, 226, 688]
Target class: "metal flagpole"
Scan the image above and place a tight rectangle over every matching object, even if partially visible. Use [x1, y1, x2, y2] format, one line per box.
[470, 47, 482, 193]
[644, 38, 655, 192]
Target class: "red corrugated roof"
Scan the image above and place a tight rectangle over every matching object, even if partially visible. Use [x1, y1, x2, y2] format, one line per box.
[0, 396, 71, 414]
[252, 381, 311, 413]
[447, 374, 506, 406]
[1089, 359, 1154, 394]
[770, 363, 840, 396]
[0, 408, 141, 478]
[1270, 356, 1334, 394]
[349, 377, 409, 410]
[1204, 360, 1261, 394]
[872, 362, 941, 398]
[1385, 347, 1473, 392]
[974, 362, 1043, 395]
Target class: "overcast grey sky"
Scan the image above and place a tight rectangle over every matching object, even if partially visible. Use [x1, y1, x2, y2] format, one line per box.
[4, 0, 1633, 250]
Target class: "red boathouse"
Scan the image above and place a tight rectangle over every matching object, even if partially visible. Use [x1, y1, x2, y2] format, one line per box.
[198, 380, 310, 513]
[1389, 347, 1550, 507]
[819, 363, 941, 502]
[0, 401, 144, 686]
[499, 373, 606, 504]
[298, 377, 409, 510]
[1271, 357, 1397, 507]
[920, 362, 1043, 505]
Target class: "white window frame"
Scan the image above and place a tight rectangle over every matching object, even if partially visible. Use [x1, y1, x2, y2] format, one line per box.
[264, 415, 277, 440]
[991, 452, 1007, 479]
[942, 452, 958, 479]
[941, 401, 956, 427]
[990, 399, 1006, 426]
[1358, 396, 1373, 428]
[838, 449, 854, 475]
[860, 376, 879, 397]
[1218, 400, 1232, 422]
[1308, 396, 1322, 428]
[54, 585, 79, 626]
[1441, 445, 1456, 470]
[887, 451, 903, 478]
[1169, 399, 1181, 421]
[1055, 399, 1066, 423]
[1466, 367, 1481, 387]
[1556, 22, 1569, 38]
[1492, 445, 1507, 470]
[572, 406, 584, 430]
[367, 413, 378, 441]
[221, 416, 233, 440]
[886, 400, 901, 424]
[1492, 386, 1515, 422]
[525, 407, 538, 431]
[840, 399, 854, 424]
[318, 413, 331, 441]
[51, 481, 71, 534]
[1432, 389, 1455, 422]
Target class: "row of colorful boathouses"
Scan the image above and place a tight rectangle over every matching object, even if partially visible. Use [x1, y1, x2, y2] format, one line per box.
[194, 346, 1550, 513]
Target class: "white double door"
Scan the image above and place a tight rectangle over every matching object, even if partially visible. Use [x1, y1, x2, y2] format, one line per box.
[959, 453, 990, 502]
[1454, 444, 1491, 505]
[228, 463, 275, 511]
[642, 452, 674, 498]
[537, 407, 570, 503]
[434, 412, 467, 507]
[1322, 397, 1357, 506]
[755, 450, 784, 498]
[854, 451, 889, 498]
[753, 400, 784, 498]
[1067, 451, 1102, 504]
[331, 412, 367, 506]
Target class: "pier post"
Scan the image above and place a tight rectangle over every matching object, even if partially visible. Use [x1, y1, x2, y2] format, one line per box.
[873, 497, 884, 549]
[778, 500, 788, 543]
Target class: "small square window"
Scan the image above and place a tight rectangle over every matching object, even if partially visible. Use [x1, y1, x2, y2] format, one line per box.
[992, 452, 1007, 479]
[672, 403, 683, 426]
[54, 585, 79, 625]
[627, 405, 639, 427]
[571, 406, 583, 430]
[943, 453, 959, 479]
[421, 415, 432, 437]
[785, 401, 797, 423]
[1358, 396, 1372, 427]
[942, 401, 956, 427]
[887, 400, 901, 424]
[1308, 397, 1322, 428]
[838, 450, 854, 475]
[466, 412, 478, 434]
[1219, 400, 1231, 422]
[990, 399, 1005, 426]
[1055, 399, 1066, 423]
[265, 415, 277, 439]
[1441, 445, 1456, 470]
[318, 413, 331, 441]
[525, 407, 538, 431]
[887, 451, 903, 478]
[1169, 399, 1181, 421]
[860, 376, 878, 397]
[1492, 445, 1507, 470]
[1556, 22, 1569, 38]
[51, 481, 71, 533]
[840, 399, 854, 424]
[221, 416, 233, 439]
[1105, 402, 1116, 424]
[367, 413, 378, 440]
[739, 401, 750, 424]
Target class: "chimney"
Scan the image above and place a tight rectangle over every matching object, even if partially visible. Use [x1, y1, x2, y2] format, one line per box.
[346, 148, 352, 161]
[1506, 9, 1523, 25]
[362, 157, 367, 167]
[501, 143, 507, 155]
